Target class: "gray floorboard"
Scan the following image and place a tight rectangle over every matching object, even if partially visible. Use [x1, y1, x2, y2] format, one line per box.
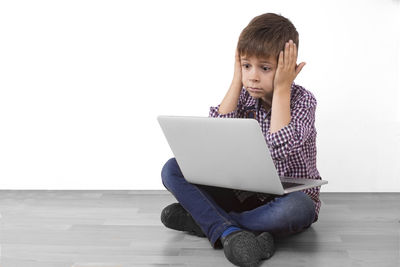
[0, 191, 399, 267]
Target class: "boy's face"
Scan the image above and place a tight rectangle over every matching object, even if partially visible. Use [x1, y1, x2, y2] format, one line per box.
[240, 55, 278, 105]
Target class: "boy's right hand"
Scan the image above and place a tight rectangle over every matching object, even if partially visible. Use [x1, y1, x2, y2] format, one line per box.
[233, 47, 243, 86]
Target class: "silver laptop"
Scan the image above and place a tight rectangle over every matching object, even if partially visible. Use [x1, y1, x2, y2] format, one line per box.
[157, 115, 328, 195]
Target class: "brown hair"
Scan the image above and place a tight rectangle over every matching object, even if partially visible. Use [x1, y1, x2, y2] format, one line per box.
[237, 13, 299, 63]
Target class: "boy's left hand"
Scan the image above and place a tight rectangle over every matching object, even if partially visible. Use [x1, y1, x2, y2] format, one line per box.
[273, 39, 306, 92]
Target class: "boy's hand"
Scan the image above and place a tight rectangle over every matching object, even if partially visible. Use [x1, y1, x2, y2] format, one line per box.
[273, 40, 306, 92]
[233, 47, 243, 86]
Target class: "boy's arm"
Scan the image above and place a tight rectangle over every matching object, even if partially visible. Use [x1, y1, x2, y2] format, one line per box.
[266, 39, 311, 161]
[266, 94, 317, 161]
[269, 85, 291, 133]
[217, 79, 242, 115]
[210, 47, 244, 118]
[209, 79, 245, 118]
[270, 39, 306, 132]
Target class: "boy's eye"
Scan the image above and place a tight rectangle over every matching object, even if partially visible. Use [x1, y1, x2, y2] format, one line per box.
[242, 64, 270, 71]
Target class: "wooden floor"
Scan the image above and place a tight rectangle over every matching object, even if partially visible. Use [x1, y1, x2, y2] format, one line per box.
[0, 191, 399, 267]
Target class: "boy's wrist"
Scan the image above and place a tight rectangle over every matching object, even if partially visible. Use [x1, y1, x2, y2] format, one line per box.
[231, 77, 243, 89]
[232, 73, 242, 83]
[273, 84, 291, 94]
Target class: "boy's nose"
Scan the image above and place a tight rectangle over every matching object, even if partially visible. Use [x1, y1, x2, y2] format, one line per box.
[249, 70, 260, 81]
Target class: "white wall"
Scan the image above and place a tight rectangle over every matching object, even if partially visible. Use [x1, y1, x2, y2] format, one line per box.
[0, 0, 399, 191]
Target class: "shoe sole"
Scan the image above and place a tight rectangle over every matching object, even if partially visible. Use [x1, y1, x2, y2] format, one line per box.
[161, 203, 206, 237]
[222, 231, 263, 267]
[256, 232, 275, 260]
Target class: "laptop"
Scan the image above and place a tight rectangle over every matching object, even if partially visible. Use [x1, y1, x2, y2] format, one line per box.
[157, 115, 328, 195]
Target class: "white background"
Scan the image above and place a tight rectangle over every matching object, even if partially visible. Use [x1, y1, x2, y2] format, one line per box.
[0, 0, 399, 191]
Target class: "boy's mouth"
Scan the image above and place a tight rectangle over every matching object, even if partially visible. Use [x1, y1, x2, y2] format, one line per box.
[248, 87, 263, 92]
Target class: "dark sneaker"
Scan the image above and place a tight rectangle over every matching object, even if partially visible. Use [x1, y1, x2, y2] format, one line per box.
[255, 232, 275, 260]
[160, 202, 206, 237]
[220, 230, 262, 267]
[221, 230, 275, 266]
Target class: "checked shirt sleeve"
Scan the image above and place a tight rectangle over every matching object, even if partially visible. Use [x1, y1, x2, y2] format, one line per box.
[209, 87, 247, 118]
[266, 94, 317, 161]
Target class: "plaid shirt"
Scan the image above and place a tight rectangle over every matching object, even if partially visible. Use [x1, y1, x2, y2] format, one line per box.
[209, 82, 322, 223]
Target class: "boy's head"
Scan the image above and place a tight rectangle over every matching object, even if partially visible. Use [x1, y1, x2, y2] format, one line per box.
[237, 13, 299, 104]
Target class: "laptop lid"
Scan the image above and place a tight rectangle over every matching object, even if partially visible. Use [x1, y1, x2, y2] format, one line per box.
[157, 115, 327, 195]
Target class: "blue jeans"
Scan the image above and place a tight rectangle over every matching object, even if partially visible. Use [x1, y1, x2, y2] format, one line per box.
[161, 157, 316, 248]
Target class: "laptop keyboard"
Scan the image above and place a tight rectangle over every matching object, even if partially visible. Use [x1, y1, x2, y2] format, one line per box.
[281, 181, 304, 189]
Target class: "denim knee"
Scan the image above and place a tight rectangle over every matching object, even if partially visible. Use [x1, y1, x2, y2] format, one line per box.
[277, 191, 316, 231]
[161, 157, 179, 190]
[249, 191, 315, 234]
[290, 191, 315, 219]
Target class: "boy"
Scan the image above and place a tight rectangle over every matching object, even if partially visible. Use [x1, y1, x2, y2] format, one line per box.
[160, 13, 322, 267]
